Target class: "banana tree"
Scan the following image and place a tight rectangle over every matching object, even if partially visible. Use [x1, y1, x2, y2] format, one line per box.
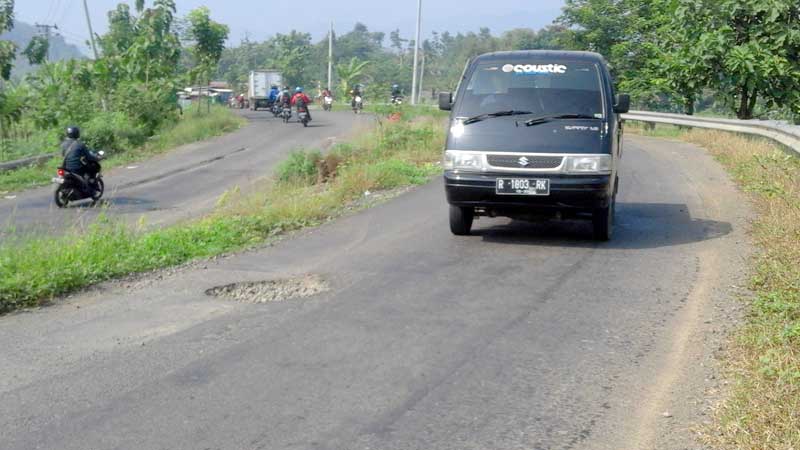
[336, 57, 370, 97]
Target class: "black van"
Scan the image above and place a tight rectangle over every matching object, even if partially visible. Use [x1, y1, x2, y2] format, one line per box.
[439, 51, 629, 240]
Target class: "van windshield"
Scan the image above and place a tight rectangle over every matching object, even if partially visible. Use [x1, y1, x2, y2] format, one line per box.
[456, 61, 605, 119]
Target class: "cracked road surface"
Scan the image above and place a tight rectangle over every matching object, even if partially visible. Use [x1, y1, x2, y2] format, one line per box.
[0, 135, 751, 449]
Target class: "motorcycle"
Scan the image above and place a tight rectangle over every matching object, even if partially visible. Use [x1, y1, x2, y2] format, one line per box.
[297, 102, 310, 127]
[391, 95, 404, 105]
[52, 151, 106, 208]
[281, 105, 293, 123]
[322, 95, 333, 111]
[271, 102, 282, 117]
[352, 96, 363, 114]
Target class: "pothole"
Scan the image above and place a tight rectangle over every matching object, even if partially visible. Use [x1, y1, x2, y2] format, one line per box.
[206, 275, 329, 304]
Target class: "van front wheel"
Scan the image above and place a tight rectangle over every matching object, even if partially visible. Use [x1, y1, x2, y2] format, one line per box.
[592, 197, 615, 241]
[449, 206, 474, 236]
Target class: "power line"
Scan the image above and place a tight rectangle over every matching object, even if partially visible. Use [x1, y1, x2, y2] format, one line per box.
[43, 0, 58, 23]
[54, 0, 76, 25]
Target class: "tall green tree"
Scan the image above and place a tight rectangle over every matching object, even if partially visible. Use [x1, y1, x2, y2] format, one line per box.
[272, 31, 313, 88]
[0, 0, 16, 80]
[22, 35, 48, 65]
[670, 0, 800, 119]
[185, 6, 229, 85]
[336, 57, 370, 97]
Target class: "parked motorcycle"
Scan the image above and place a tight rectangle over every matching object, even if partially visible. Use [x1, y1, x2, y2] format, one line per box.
[323, 95, 333, 111]
[352, 96, 363, 114]
[52, 151, 106, 208]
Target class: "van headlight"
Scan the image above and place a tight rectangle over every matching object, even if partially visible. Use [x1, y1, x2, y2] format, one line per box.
[564, 155, 612, 174]
[443, 150, 486, 171]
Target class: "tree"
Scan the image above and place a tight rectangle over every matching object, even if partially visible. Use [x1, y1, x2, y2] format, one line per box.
[670, 0, 800, 119]
[558, 0, 628, 58]
[23, 35, 48, 65]
[122, 0, 182, 85]
[99, 3, 136, 57]
[271, 31, 313, 88]
[336, 57, 370, 97]
[0, 0, 16, 80]
[186, 7, 229, 86]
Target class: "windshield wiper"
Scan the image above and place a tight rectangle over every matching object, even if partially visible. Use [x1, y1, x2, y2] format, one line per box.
[461, 110, 534, 125]
[523, 114, 599, 127]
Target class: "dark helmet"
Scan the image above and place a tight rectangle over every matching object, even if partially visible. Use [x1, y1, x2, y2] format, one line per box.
[66, 126, 80, 139]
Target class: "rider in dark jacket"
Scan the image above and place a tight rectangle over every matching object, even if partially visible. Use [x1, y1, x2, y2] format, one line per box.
[60, 126, 101, 185]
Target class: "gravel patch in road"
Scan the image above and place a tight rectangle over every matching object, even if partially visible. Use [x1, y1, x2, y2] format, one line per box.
[206, 275, 329, 303]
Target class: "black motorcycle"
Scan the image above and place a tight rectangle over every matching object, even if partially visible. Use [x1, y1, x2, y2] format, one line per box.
[352, 95, 363, 114]
[281, 105, 293, 123]
[52, 151, 106, 208]
[297, 100, 310, 127]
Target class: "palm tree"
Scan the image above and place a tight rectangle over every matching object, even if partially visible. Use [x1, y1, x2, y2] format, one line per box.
[336, 57, 370, 97]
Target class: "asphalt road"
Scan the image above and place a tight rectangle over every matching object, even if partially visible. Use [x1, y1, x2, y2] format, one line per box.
[0, 109, 368, 236]
[0, 135, 752, 449]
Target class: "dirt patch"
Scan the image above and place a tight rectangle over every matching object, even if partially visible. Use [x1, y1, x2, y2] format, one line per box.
[206, 275, 329, 304]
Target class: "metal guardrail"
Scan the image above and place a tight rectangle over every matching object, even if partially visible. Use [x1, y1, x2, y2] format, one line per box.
[0, 153, 58, 173]
[1, 110, 797, 173]
[622, 110, 800, 157]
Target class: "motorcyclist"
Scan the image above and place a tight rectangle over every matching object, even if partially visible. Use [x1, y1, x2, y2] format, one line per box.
[291, 87, 313, 122]
[321, 87, 333, 99]
[60, 126, 101, 193]
[278, 88, 292, 107]
[350, 84, 363, 108]
[391, 84, 402, 99]
[268, 85, 280, 106]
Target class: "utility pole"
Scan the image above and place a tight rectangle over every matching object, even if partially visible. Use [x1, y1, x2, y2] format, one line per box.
[410, 0, 422, 105]
[327, 22, 333, 91]
[417, 49, 425, 104]
[81, 0, 107, 111]
[81, 0, 100, 60]
[34, 23, 59, 62]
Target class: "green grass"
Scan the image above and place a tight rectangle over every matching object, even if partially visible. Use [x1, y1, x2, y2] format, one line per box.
[0, 106, 245, 195]
[636, 127, 800, 449]
[0, 114, 445, 314]
[696, 131, 800, 450]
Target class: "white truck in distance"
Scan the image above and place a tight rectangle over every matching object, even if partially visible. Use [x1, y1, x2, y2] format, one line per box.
[248, 70, 283, 111]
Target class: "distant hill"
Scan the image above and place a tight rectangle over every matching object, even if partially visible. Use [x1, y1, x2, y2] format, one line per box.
[1, 21, 86, 79]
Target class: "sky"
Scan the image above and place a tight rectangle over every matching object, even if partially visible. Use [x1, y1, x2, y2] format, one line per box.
[16, 0, 566, 54]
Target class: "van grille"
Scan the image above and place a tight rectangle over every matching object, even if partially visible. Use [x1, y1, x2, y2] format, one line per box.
[487, 155, 563, 169]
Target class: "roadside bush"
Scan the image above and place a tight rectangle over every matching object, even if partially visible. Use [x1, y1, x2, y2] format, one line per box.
[275, 150, 322, 184]
[82, 112, 148, 152]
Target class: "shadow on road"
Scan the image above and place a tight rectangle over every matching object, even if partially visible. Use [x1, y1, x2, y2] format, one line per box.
[475, 202, 731, 250]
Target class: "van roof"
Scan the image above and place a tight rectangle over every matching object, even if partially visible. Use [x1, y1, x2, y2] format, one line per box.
[472, 50, 608, 64]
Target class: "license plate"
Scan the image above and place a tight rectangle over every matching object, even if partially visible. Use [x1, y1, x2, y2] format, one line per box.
[496, 178, 550, 196]
[52, 177, 64, 184]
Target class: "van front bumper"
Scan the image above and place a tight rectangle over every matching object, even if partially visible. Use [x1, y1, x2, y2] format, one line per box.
[444, 171, 613, 213]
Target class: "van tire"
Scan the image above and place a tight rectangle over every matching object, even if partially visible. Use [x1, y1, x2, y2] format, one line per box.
[592, 197, 615, 241]
[449, 206, 474, 235]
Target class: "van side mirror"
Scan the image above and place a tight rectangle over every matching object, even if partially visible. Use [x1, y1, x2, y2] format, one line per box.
[438, 92, 453, 111]
[614, 94, 631, 114]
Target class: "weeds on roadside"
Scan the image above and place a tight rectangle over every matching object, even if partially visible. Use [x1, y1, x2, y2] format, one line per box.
[638, 126, 800, 449]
